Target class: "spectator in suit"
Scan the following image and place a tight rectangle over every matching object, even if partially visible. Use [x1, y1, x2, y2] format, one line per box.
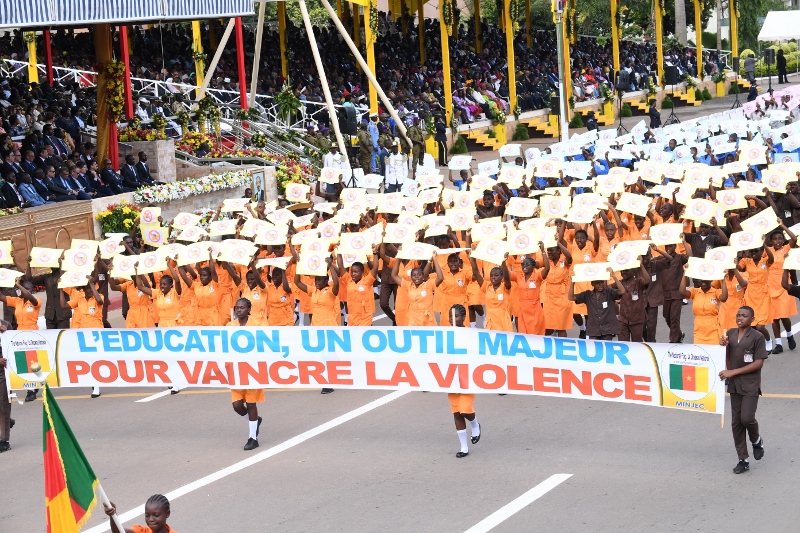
[101, 159, 135, 194]
[55, 109, 79, 138]
[34, 147, 51, 171]
[0, 149, 22, 177]
[20, 150, 38, 174]
[18, 173, 49, 206]
[41, 167, 75, 201]
[68, 165, 96, 198]
[31, 168, 64, 202]
[84, 160, 114, 196]
[54, 166, 91, 200]
[1, 171, 29, 208]
[120, 154, 143, 189]
[75, 162, 113, 197]
[135, 152, 164, 185]
[42, 125, 69, 157]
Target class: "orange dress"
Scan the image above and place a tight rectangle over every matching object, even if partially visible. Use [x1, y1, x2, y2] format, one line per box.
[438, 268, 471, 326]
[740, 257, 772, 326]
[131, 525, 179, 533]
[403, 278, 437, 326]
[482, 282, 514, 332]
[118, 281, 155, 328]
[266, 283, 295, 326]
[510, 270, 545, 335]
[215, 262, 235, 324]
[68, 295, 104, 329]
[688, 287, 723, 345]
[719, 275, 747, 330]
[226, 317, 267, 403]
[308, 285, 339, 326]
[345, 273, 376, 326]
[570, 242, 597, 315]
[154, 288, 181, 327]
[768, 245, 797, 320]
[194, 281, 225, 326]
[393, 259, 419, 326]
[506, 255, 522, 317]
[5, 296, 40, 330]
[240, 283, 268, 321]
[544, 258, 572, 331]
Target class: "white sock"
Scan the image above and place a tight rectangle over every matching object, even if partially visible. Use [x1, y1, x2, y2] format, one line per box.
[248, 420, 258, 440]
[343, 311, 348, 323]
[299, 312, 306, 325]
[92, 386, 100, 395]
[775, 338, 783, 346]
[766, 339, 773, 351]
[470, 322, 477, 328]
[457, 429, 469, 453]
[580, 324, 586, 331]
[469, 417, 480, 436]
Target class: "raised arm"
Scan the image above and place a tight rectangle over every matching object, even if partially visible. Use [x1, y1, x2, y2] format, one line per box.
[167, 261, 182, 295]
[711, 217, 728, 245]
[328, 257, 339, 296]
[608, 267, 626, 295]
[208, 252, 220, 282]
[224, 261, 242, 286]
[539, 242, 551, 279]
[134, 266, 153, 296]
[86, 277, 104, 305]
[679, 266, 691, 299]
[470, 253, 484, 286]
[780, 220, 798, 248]
[293, 270, 310, 294]
[390, 257, 403, 285]
[432, 252, 445, 286]
[15, 280, 38, 306]
[719, 277, 728, 303]
[501, 253, 511, 290]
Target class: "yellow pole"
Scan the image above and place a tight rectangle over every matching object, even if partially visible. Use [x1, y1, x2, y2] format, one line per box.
[562, 14, 572, 120]
[191, 21, 205, 88]
[278, 1, 288, 78]
[365, 1, 379, 113]
[526, 0, 531, 48]
[504, 0, 517, 113]
[440, 2, 453, 123]
[418, 0, 426, 63]
[731, 0, 738, 61]
[354, 5, 361, 50]
[337, 0, 342, 19]
[695, 0, 702, 78]
[610, 0, 620, 73]
[654, 0, 665, 85]
[474, 0, 482, 53]
[25, 33, 39, 83]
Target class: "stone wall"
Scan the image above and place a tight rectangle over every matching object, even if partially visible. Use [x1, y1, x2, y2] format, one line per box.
[118, 139, 177, 183]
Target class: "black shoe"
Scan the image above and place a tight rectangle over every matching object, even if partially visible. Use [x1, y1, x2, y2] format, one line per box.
[9, 418, 14, 429]
[772, 344, 783, 354]
[25, 390, 37, 402]
[244, 438, 259, 451]
[733, 460, 749, 474]
[753, 438, 764, 460]
[456, 451, 469, 458]
[471, 424, 481, 444]
[256, 416, 263, 438]
[170, 389, 180, 395]
[579, 330, 586, 339]
[91, 392, 101, 398]
[788, 335, 796, 351]
[0, 441, 9, 453]
[680, 333, 685, 343]
[321, 388, 334, 394]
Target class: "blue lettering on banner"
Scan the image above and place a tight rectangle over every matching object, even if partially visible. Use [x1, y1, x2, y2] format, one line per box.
[76, 331, 97, 352]
[554, 338, 578, 361]
[474, 332, 630, 365]
[101, 331, 122, 352]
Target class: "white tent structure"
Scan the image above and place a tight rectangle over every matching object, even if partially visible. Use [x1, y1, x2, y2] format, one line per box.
[758, 10, 800, 42]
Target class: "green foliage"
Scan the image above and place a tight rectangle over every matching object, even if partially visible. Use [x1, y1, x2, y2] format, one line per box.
[262, 0, 330, 26]
[695, 88, 704, 101]
[512, 122, 530, 141]
[620, 103, 633, 117]
[451, 135, 468, 154]
[739, 0, 786, 54]
[569, 113, 585, 129]
[729, 83, 741, 95]
[661, 96, 674, 109]
[486, 128, 497, 139]
[702, 87, 712, 101]
[702, 31, 728, 50]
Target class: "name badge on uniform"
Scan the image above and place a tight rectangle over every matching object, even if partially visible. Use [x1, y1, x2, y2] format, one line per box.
[736, 284, 742, 292]
[14, 289, 20, 296]
[786, 210, 792, 219]
[632, 292, 639, 301]
[529, 281, 536, 288]
[559, 261, 565, 267]
[710, 298, 718, 304]
[520, 255, 527, 260]
[706, 245, 712, 252]
[642, 233, 649, 239]
[602, 301, 608, 308]
[358, 286, 365, 292]
[497, 293, 504, 301]
[138, 290, 144, 297]
[26, 305, 33, 312]
[166, 298, 172, 304]
[209, 285, 215, 292]
[420, 290, 427, 297]
[280, 295, 287, 303]
[98, 274, 106, 281]
[88, 306, 96, 315]
[457, 279, 464, 287]
[651, 274, 657, 281]
[406, 269, 412, 276]
[583, 254, 591, 261]
[760, 264, 767, 270]
[744, 351, 754, 363]
[253, 292, 261, 299]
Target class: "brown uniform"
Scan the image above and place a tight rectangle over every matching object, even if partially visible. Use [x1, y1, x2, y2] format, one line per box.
[574, 287, 621, 340]
[725, 326, 768, 461]
[661, 253, 689, 343]
[0, 353, 9, 444]
[618, 275, 647, 342]
[644, 257, 670, 342]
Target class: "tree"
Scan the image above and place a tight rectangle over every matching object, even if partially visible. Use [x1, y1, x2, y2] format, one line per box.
[674, 0, 687, 45]
[737, 0, 785, 55]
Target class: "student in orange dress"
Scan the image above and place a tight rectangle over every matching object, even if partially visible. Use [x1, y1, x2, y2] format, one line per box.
[543, 240, 573, 336]
[390, 252, 436, 326]
[381, 241, 421, 327]
[104, 493, 177, 533]
[338, 246, 379, 326]
[0, 279, 40, 331]
[719, 268, 748, 330]
[109, 274, 156, 328]
[679, 267, 729, 345]
[265, 266, 295, 326]
[568, 227, 599, 338]
[178, 252, 224, 326]
[738, 239, 775, 351]
[60, 276, 105, 398]
[446, 304, 481, 458]
[225, 260, 268, 322]
[509, 243, 550, 335]
[435, 252, 473, 327]
[293, 256, 340, 327]
[227, 298, 266, 450]
[470, 251, 513, 332]
[768, 226, 797, 353]
[135, 266, 181, 327]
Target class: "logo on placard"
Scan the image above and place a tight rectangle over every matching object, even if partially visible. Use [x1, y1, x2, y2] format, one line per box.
[452, 213, 468, 227]
[73, 252, 88, 267]
[322, 225, 336, 239]
[486, 242, 503, 256]
[69, 271, 86, 284]
[232, 247, 248, 260]
[385, 200, 399, 211]
[119, 258, 133, 271]
[350, 236, 367, 250]
[288, 185, 304, 199]
[38, 250, 53, 263]
[721, 193, 736, 206]
[584, 264, 601, 277]
[738, 233, 754, 247]
[541, 162, 554, 174]
[515, 200, 529, 214]
[410, 245, 426, 256]
[394, 227, 409, 239]
[747, 147, 761, 160]
[148, 230, 162, 243]
[178, 214, 191, 226]
[480, 223, 496, 235]
[142, 210, 154, 224]
[545, 200, 564, 215]
[709, 250, 726, 262]
[323, 169, 335, 180]
[613, 251, 631, 266]
[5, 330, 58, 389]
[657, 227, 674, 241]
[0, 271, 13, 282]
[265, 229, 280, 242]
[691, 202, 708, 217]
[406, 200, 419, 212]
[273, 211, 288, 221]
[308, 242, 323, 252]
[767, 174, 782, 188]
[514, 234, 530, 250]
[306, 255, 322, 271]
[143, 255, 157, 268]
[751, 217, 769, 231]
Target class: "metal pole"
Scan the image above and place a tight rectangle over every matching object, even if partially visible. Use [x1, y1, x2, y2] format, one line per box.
[196, 18, 236, 101]
[555, 12, 569, 142]
[249, 1, 266, 108]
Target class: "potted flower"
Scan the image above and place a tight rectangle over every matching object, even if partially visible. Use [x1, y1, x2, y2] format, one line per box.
[712, 70, 727, 98]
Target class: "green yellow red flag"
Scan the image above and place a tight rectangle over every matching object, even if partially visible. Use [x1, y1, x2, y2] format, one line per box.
[669, 364, 709, 393]
[43, 384, 99, 533]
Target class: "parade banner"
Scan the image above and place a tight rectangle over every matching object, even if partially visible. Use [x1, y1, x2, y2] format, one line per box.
[3, 327, 725, 415]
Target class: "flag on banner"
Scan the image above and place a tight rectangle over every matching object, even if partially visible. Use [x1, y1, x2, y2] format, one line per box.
[43, 384, 99, 533]
[15, 349, 49, 373]
[669, 364, 709, 392]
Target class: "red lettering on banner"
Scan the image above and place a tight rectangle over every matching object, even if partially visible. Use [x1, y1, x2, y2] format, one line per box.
[145, 361, 170, 383]
[533, 367, 560, 393]
[269, 361, 298, 385]
[178, 361, 203, 384]
[507, 366, 533, 391]
[562, 370, 592, 396]
[594, 373, 623, 398]
[92, 361, 118, 383]
[624, 375, 652, 401]
[118, 360, 144, 383]
[224, 362, 235, 385]
[366, 362, 393, 386]
[326, 361, 353, 385]
[238, 362, 269, 386]
[428, 363, 460, 388]
[474, 364, 506, 389]
[201, 362, 229, 385]
[366, 362, 419, 386]
[67, 361, 90, 382]
[299, 361, 329, 385]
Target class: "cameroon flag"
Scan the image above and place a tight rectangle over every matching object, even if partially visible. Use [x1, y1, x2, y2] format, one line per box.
[43, 384, 99, 533]
[15, 349, 50, 373]
[669, 364, 709, 393]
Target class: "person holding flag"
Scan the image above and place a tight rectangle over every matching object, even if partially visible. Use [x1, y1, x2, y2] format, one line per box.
[104, 494, 177, 533]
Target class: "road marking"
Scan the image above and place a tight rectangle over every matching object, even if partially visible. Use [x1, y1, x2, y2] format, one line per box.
[463, 474, 572, 533]
[135, 390, 173, 402]
[83, 390, 409, 533]
[373, 313, 387, 321]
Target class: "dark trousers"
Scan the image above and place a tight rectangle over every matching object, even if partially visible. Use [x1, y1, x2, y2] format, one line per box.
[436, 139, 448, 166]
[662, 299, 683, 343]
[778, 67, 788, 83]
[730, 393, 760, 460]
[644, 306, 659, 342]
[379, 280, 398, 325]
[618, 322, 644, 342]
[590, 334, 614, 340]
[46, 317, 71, 330]
[0, 369, 10, 442]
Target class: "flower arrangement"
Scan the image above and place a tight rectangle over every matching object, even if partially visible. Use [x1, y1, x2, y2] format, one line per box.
[493, 111, 507, 125]
[513, 103, 522, 120]
[192, 51, 207, 63]
[442, 0, 454, 35]
[176, 131, 216, 153]
[600, 83, 614, 104]
[251, 133, 268, 148]
[509, 0, 521, 34]
[424, 115, 436, 136]
[233, 108, 260, 121]
[132, 171, 251, 204]
[276, 163, 310, 196]
[0, 207, 23, 217]
[275, 81, 301, 123]
[95, 201, 142, 236]
[105, 61, 126, 123]
[647, 76, 658, 95]
[712, 70, 727, 84]
[196, 96, 220, 135]
[369, 1, 380, 42]
[128, 116, 142, 130]
[23, 32, 35, 44]
[194, 207, 217, 229]
[685, 76, 699, 90]
[119, 128, 167, 142]
[176, 110, 191, 130]
[151, 113, 167, 134]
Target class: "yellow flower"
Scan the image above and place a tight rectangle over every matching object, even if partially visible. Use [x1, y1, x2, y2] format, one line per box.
[122, 207, 131, 214]
[123, 218, 133, 228]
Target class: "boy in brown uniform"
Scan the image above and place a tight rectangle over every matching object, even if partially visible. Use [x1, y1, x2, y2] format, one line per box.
[720, 306, 767, 474]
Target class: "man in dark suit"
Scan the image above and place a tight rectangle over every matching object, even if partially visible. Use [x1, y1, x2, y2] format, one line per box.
[67, 165, 96, 198]
[101, 159, 135, 194]
[75, 162, 113, 197]
[0, 150, 22, 178]
[53, 167, 90, 200]
[1, 171, 29, 208]
[42, 125, 68, 158]
[31, 168, 65, 202]
[34, 147, 51, 171]
[120, 154, 142, 189]
[134, 151, 163, 185]
[41, 167, 74, 201]
[20, 150, 38, 174]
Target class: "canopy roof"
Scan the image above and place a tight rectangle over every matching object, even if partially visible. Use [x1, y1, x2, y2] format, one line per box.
[757, 10, 800, 42]
[0, 0, 255, 29]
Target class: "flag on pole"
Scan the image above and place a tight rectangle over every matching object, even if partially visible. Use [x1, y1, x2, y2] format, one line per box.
[43, 384, 99, 533]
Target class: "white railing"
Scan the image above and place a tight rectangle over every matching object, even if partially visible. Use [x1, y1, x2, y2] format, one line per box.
[1, 59, 367, 130]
